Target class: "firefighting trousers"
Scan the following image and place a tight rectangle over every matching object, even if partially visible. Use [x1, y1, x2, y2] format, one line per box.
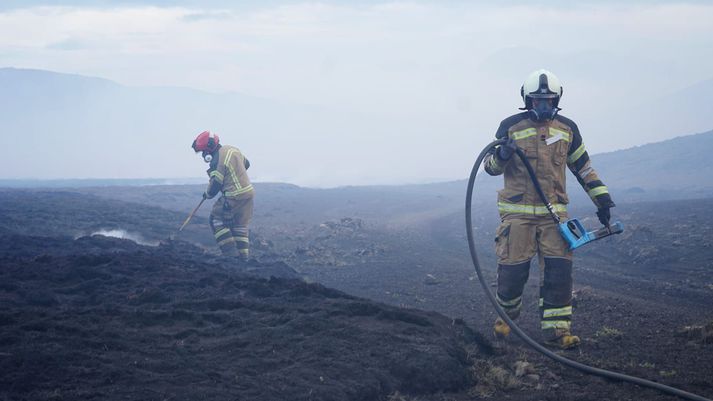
[209, 195, 254, 258]
[494, 217, 574, 337]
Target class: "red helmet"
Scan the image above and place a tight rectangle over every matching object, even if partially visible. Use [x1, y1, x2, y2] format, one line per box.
[191, 131, 220, 153]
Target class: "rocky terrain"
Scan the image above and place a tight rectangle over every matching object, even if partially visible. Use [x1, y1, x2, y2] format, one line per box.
[1, 186, 712, 400]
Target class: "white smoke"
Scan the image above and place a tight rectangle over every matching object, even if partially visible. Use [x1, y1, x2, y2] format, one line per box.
[88, 229, 159, 246]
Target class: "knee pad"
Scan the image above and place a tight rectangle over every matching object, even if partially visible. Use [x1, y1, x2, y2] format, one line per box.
[497, 260, 531, 301]
[542, 257, 573, 305]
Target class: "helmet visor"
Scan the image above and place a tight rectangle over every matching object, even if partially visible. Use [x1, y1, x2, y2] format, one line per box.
[527, 92, 559, 99]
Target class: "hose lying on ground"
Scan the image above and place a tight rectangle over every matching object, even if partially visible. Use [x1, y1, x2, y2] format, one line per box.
[465, 139, 712, 401]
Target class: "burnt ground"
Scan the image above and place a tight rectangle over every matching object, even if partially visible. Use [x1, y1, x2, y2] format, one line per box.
[1, 188, 713, 400]
[0, 234, 495, 401]
[0, 191, 494, 401]
[289, 199, 713, 401]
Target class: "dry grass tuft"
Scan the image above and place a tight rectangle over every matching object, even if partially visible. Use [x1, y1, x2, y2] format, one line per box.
[595, 326, 623, 338]
[469, 360, 522, 398]
[676, 321, 713, 344]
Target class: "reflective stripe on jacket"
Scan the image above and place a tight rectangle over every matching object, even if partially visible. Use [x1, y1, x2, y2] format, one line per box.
[484, 112, 614, 218]
[206, 145, 254, 199]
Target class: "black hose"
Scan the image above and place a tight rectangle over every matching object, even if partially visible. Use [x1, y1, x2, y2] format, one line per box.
[465, 139, 711, 401]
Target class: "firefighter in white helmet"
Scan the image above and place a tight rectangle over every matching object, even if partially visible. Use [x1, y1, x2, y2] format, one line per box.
[483, 69, 615, 349]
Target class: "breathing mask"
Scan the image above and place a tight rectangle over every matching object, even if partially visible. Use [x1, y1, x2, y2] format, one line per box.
[529, 98, 560, 122]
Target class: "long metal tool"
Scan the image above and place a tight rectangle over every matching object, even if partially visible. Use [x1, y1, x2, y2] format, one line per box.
[178, 196, 206, 232]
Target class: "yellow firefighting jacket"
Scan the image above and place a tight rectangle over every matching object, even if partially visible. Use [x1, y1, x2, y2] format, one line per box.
[484, 112, 614, 219]
[206, 145, 254, 200]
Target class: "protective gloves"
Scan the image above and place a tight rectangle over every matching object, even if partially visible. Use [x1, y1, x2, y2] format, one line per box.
[497, 137, 517, 161]
[596, 207, 611, 227]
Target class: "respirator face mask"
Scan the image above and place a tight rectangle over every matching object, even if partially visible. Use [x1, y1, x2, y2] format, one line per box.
[529, 97, 559, 122]
[202, 151, 213, 163]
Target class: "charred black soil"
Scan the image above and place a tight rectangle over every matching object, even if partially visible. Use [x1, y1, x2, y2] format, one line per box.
[1, 188, 712, 401]
[0, 235, 494, 401]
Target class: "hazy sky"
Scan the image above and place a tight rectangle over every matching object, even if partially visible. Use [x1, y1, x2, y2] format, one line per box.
[2, 1, 713, 185]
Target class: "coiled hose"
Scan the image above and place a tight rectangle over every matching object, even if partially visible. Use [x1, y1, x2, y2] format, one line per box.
[465, 138, 711, 401]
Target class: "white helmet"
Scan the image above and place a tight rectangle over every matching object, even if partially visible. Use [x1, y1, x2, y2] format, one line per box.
[520, 69, 563, 108]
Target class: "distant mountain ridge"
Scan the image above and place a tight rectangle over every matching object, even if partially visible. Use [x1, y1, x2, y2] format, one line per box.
[0, 67, 363, 184]
[0, 67, 481, 186]
[590, 130, 713, 198]
[1, 67, 712, 194]
[3, 129, 713, 203]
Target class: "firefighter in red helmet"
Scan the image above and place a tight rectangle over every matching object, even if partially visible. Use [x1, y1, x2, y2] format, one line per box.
[192, 131, 255, 261]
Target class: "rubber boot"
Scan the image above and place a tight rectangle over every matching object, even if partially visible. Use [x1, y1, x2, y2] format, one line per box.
[559, 334, 581, 349]
[494, 317, 511, 339]
[547, 329, 580, 349]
